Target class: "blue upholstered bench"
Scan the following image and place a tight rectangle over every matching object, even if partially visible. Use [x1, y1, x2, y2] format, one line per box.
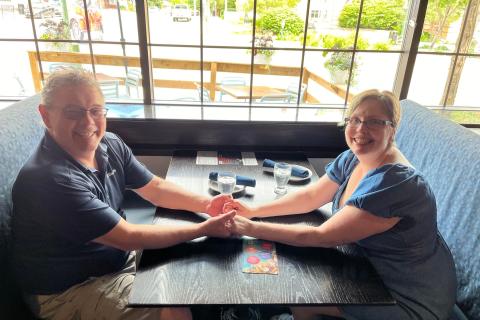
[396, 100, 479, 320]
[1, 96, 478, 319]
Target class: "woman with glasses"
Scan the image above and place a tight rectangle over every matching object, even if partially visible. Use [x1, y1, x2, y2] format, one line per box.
[226, 89, 457, 320]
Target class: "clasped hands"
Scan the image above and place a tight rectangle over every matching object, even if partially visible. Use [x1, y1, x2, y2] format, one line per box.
[203, 194, 252, 238]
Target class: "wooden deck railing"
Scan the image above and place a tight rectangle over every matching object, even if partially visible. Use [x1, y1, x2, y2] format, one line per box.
[28, 51, 353, 103]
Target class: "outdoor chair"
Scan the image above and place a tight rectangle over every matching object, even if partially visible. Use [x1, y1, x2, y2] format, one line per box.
[219, 76, 246, 101]
[259, 94, 293, 103]
[194, 82, 212, 102]
[99, 80, 120, 99]
[286, 82, 307, 103]
[125, 69, 142, 98]
[197, 86, 211, 102]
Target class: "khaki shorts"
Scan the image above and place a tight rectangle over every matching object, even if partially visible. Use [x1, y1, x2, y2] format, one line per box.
[24, 252, 161, 320]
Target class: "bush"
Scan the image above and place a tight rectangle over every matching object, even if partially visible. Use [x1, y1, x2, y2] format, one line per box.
[372, 41, 391, 50]
[147, 0, 163, 8]
[304, 32, 320, 47]
[420, 31, 432, 42]
[321, 33, 369, 51]
[338, 0, 406, 33]
[257, 8, 304, 37]
[320, 34, 368, 85]
[435, 45, 450, 52]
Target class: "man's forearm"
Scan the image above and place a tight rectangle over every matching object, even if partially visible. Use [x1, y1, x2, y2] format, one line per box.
[140, 177, 209, 213]
[127, 223, 206, 250]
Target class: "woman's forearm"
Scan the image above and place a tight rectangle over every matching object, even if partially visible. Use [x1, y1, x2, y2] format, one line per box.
[251, 175, 338, 218]
[246, 221, 337, 248]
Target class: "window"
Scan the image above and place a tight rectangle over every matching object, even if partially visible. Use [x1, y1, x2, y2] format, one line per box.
[0, 0, 479, 125]
[408, 0, 480, 124]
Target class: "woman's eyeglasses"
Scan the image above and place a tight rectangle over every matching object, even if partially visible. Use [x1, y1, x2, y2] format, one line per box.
[344, 117, 394, 129]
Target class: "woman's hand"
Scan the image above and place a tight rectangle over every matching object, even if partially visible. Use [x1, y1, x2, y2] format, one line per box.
[205, 194, 233, 216]
[223, 199, 257, 218]
[232, 215, 254, 236]
[200, 210, 236, 238]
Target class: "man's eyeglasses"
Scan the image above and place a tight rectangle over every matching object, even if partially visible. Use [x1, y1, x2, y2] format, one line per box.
[62, 107, 109, 120]
[344, 117, 394, 129]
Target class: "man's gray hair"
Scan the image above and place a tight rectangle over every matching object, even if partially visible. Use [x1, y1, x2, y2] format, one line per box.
[41, 69, 103, 106]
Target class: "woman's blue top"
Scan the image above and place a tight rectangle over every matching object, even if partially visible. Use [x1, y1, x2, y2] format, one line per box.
[326, 150, 456, 319]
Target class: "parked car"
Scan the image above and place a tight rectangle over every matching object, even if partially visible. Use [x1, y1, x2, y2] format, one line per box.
[68, 0, 103, 40]
[171, 4, 191, 22]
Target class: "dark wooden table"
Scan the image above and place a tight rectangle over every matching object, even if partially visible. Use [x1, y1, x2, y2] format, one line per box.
[128, 151, 394, 307]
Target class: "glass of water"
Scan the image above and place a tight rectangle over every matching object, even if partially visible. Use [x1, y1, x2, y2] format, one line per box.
[274, 162, 292, 195]
[217, 171, 236, 195]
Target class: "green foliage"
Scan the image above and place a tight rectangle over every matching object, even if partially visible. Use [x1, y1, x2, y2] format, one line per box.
[147, 0, 163, 8]
[257, 8, 304, 37]
[446, 111, 480, 124]
[425, 0, 468, 27]
[420, 31, 432, 42]
[306, 31, 389, 52]
[171, 0, 189, 6]
[227, 0, 236, 11]
[423, 0, 468, 47]
[320, 34, 368, 85]
[469, 39, 478, 54]
[338, 0, 406, 33]
[304, 32, 320, 47]
[320, 33, 368, 53]
[435, 45, 450, 52]
[40, 19, 74, 51]
[243, 0, 300, 16]
[40, 19, 70, 40]
[372, 41, 391, 50]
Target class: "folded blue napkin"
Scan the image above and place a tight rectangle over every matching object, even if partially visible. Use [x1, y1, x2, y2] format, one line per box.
[209, 172, 256, 187]
[262, 159, 309, 178]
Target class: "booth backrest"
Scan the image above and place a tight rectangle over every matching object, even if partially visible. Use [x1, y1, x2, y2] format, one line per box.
[0, 95, 43, 318]
[396, 100, 480, 319]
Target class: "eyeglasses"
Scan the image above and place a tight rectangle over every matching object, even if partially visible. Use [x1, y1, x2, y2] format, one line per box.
[344, 117, 394, 129]
[62, 107, 109, 120]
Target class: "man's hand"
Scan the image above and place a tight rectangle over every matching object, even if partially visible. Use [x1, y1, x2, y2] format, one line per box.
[205, 194, 233, 216]
[224, 199, 256, 218]
[201, 210, 236, 238]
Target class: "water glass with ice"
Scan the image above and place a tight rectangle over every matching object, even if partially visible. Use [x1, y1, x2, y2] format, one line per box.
[217, 171, 236, 195]
[274, 162, 292, 195]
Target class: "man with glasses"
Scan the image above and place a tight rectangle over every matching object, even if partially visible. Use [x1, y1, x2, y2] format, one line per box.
[11, 69, 234, 320]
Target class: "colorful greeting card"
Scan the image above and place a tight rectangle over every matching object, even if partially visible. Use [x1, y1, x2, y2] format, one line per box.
[242, 239, 279, 275]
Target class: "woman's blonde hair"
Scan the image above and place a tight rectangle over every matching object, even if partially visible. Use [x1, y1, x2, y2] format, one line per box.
[346, 89, 401, 127]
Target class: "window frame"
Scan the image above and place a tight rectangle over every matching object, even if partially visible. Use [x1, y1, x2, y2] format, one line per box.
[0, 0, 479, 127]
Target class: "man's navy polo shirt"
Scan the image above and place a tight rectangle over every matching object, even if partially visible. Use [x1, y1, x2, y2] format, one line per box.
[12, 131, 153, 294]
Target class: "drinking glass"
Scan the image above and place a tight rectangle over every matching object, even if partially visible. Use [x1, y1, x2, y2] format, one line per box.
[217, 171, 236, 195]
[274, 162, 292, 195]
